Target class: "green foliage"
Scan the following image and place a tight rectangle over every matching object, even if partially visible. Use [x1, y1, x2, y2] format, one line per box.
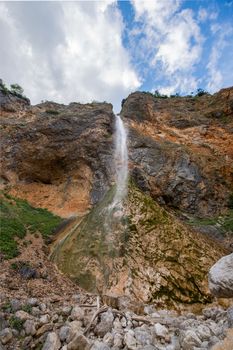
[9, 316, 24, 331]
[45, 109, 60, 115]
[0, 79, 28, 100]
[0, 79, 9, 95]
[0, 192, 62, 259]
[228, 193, 233, 209]
[10, 83, 24, 97]
[22, 304, 32, 314]
[195, 88, 209, 97]
[153, 89, 168, 98]
[188, 210, 233, 234]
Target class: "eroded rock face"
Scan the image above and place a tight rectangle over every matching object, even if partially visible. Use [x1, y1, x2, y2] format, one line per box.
[122, 87, 233, 216]
[0, 99, 115, 217]
[52, 184, 226, 306]
[208, 253, 233, 298]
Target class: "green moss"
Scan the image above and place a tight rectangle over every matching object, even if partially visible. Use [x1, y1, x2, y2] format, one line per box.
[9, 316, 24, 331]
[188, 210, 233, 235]
[74, 271, 96, 291]
[0, 192, 62, 259]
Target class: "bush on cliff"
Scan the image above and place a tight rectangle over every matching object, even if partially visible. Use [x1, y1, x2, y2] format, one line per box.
[0, 192, 62, 259]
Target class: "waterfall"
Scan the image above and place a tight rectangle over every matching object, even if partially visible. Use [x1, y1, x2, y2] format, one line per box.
[112, 114, 128, 208]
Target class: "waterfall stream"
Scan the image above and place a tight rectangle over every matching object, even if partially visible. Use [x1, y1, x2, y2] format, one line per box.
[112, 114, 128, 208]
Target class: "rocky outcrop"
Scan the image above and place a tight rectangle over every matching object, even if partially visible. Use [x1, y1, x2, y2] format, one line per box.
[209, 253, 233, 298]
[52, 183, 227, 306]
[0, 99, 115, 217]
[122, 87, 233, 216]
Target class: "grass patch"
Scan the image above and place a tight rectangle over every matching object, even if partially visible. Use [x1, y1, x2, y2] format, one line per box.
[188, 210, 233, 234]
[45, 109, 59, 115]
[0, 192, 62, 259]
[9, 316, 24, 331]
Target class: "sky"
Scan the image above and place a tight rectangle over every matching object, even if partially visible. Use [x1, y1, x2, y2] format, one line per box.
[0, 0, 233, 111]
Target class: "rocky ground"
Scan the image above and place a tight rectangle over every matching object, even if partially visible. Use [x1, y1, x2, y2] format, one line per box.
[0, 293, 233, 350]
[0, 234, 232, 350]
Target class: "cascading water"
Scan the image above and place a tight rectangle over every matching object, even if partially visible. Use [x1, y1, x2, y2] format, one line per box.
[112, 114, 128, 208]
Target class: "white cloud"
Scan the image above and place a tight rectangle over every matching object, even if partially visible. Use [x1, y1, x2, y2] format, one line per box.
[207, 23, 233, 92]
[198, 8, 208, 22]
[130, 0, 203, 94]
[0, 1, 140, 111]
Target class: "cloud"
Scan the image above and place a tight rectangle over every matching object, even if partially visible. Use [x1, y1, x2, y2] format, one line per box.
[130, 0, 203, 94]
[0, 1, 140, 111]
[198, 8, 208, 22]
[207, 23, 233, 92]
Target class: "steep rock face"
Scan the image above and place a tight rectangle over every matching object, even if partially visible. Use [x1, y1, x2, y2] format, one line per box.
[0, 99, 115, 217]
[52, 184, 227, 306]
[122, 88, 233, 216]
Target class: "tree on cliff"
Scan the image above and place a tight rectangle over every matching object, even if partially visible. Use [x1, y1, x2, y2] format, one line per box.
[10, 83, 24, 97]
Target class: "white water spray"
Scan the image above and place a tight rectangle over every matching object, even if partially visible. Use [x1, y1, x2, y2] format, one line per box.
[112, 114, 128, 208]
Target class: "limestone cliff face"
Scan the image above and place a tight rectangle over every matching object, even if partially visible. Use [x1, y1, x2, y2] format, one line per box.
[1, 97, 115, 217]
[121, 88, 233, 217]
[1, 87, 232, 305]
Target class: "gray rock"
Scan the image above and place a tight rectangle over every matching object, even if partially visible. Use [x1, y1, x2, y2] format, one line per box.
[91, 340, 111, 350]
[0, 314, 7, 332]
[0, 328, 13, 345]
[15, 310, 32, 321]
[227, 306, 233, 327]
[102, 332, 113, 346]
[22, 336, 32, 348]
[113, 332, 123, 348]
[39, 303, 47, 312]
[39, 314, 50, 324]
[66, 320, 83, 343]
[70, 306, 85, 322]
[61, 306, 72, 316]
[94, 310, 114, 337]
[27, 298, 38, 306]
[10, 299, 22, 312]
[67, 333, 90, 350]
[24, 319, 36, 336]
[32, 307, 41, 316]
[59, 325, 70, 342]
[134, 326, 152, 346]
[196, 324, 211, 341]
[153, 323, 168, 339]
[42, 332, 61, 350]
[202, 306, 224, 320]
[124, 330, 137, 350]
[180, 330, 202, 350]
[208, 253, 233, 298]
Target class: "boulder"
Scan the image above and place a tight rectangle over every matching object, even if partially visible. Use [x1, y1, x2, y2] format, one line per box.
[208, 253, 233, 298]
[42, 332, 61, 350]
[0, 328, 13, 345]
[67, 333, 90, 350]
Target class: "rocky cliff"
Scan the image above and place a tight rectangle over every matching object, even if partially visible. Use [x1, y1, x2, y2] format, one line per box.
[1, 87, 233, 307]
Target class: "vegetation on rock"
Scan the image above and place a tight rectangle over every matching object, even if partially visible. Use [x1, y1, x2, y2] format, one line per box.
[0, 192, 62, 259]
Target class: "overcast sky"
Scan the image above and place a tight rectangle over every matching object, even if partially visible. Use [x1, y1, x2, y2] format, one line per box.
[1, 0, 233, 111]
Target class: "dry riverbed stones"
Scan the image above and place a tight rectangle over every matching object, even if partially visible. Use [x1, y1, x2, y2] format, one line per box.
[0, 295, 233, 349]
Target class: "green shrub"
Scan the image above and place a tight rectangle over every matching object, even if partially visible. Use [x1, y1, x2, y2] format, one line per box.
[0, 192, 62, 259]
[228, 193, 233, 209]
[9, 316, 24, 331]
[45, 109, 59, 115]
